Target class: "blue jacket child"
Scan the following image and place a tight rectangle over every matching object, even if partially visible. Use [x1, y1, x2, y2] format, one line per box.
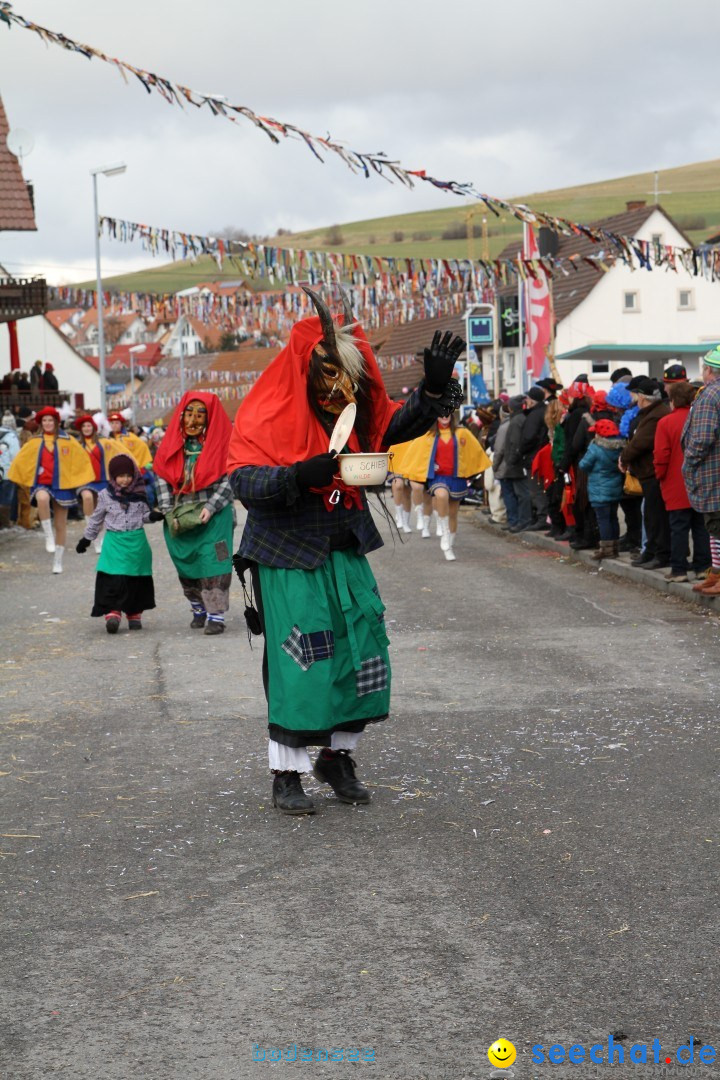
[578, 420, 627, 504]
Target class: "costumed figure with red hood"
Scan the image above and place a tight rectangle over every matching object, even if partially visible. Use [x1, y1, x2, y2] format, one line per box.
[8, 406, 94, 574]
[227, 288, 464, 815]
[153, 392, 235, 635]
[74, 414, 124, 553]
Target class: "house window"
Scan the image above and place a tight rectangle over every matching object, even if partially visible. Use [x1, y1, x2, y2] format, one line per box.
[591, 360, 610, 374]
[623, 291, 639, 312]
[678, 288, 694, 310]
[651, 232, 663, 251]
[505, 351, 516, 381]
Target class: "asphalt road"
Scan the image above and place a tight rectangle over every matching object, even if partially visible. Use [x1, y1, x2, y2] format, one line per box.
[1, 506, 719, 1080]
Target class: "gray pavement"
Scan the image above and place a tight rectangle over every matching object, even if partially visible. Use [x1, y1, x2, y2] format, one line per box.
[1, 506, 719, 1080]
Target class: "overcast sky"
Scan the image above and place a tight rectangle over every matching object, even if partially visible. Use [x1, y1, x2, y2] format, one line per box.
[1, 0, 719, 284]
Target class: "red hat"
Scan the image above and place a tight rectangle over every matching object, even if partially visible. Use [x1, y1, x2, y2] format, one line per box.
[44, 362, 54, 371]
[591, 390, 608, 411]
[107, 412, 125, 424]
[591, 419, 620, 438]
[568, 380, 593, 400]
[35, 406, 60, 423]
[75, 414, 97, 432]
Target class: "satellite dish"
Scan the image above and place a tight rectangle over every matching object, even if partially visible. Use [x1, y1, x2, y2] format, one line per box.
[6, 128, 35, 162]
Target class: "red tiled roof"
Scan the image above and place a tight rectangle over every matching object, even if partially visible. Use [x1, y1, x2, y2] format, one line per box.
[107, 342, 164, 368]
[0, 95, 37, 231]
[45, 307, 82, 332]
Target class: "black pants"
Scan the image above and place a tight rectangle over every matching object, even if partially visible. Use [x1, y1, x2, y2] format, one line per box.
[668, 508, 711, 574]
[620, 495, 642, 547]
[640, 476, 670, 563]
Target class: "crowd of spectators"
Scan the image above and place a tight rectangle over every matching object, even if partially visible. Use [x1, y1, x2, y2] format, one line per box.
[469, 347, 720, 593]
[0, 360, 59, 403]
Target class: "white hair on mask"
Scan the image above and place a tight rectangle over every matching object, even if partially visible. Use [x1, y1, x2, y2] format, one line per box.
[334, 322, 363, 383]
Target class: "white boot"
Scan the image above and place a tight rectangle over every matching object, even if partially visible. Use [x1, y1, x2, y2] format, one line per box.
[394, 505, 404, 529]
[415, 505, 424, 531]
[434, 511, 442, 537]
[443, 531, 457, 562]
[421, 514, 432, 538]
[401, 509, 413, 534]
[439, 516, 451, 551]
[94, 533, 103, 554]
[52, 545, 64, 574]
[41, 518, 56, 553]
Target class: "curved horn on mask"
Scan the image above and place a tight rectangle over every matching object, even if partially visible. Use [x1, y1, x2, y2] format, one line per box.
[302, 286, 336, 353]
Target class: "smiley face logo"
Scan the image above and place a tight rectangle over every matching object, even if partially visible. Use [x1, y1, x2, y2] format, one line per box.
[487, 1039, 517, 1068]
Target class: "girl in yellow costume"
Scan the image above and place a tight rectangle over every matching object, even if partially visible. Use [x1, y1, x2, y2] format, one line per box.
[392, 414, 489, 561]
[107, 412, 153, 471]
[8, 406, 95, 573]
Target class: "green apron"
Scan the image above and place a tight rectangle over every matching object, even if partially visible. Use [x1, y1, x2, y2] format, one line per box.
[97, 529, 153, 576]
[259, 549, 391, 740]
[163, 503, 233, 578]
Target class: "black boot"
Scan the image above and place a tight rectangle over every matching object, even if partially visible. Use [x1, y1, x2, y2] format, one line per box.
[190, 612, 207, 629]
[271, 771, 315, 815]
[313, 749, 370, 804]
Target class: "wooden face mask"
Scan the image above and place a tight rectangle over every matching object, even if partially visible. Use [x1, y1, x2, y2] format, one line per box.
[182, 400, 208, 437]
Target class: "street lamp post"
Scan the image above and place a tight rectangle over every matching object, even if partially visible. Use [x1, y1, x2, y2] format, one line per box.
[91, 162, 127, 414]
[128, 344, 146, 422]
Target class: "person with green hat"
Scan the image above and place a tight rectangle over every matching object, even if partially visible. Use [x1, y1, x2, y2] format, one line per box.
[682, 345, 720, 594]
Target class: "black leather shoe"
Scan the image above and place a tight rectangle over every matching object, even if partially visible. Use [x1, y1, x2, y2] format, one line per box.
[631, 553, 654, 566]
[554, 530, 573, 541]
[105, 615, 120, 635]
[204, 620, 225, 635]
[272, 771, 315, 815]
[634, 557, 664, 570]
[314, 750, 371, 804]
[190, 613, 207, 629]
[569, 538, 594, 550]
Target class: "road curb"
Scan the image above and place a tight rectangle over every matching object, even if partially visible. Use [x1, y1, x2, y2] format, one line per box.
[467, 510, 720, 613]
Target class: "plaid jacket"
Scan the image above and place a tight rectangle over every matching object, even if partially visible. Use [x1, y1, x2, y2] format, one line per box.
[231, 386, 441, 569]
[155, 475, 235, 517]
[682, 380, 720, 512]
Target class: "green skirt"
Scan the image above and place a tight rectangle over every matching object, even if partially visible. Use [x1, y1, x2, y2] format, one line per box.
[163, 503, 233, 579]
[96, 529, 153, 576]
[258, 550, 391, 747]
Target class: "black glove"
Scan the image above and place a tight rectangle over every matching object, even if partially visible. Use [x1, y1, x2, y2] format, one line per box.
[147, 509, 164, 522]
[296, 452, 339, 489]
[423, 331, 466, 394]
[76, 537, 91, 554]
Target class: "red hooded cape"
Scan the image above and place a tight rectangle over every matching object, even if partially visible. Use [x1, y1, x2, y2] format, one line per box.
[226, 316, 401, 470]
[153, 391, 232, 493]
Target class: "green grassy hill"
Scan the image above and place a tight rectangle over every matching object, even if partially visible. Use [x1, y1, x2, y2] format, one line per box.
[82, 159, 720, 294]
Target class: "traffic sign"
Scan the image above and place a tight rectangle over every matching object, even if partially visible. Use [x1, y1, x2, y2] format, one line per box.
[467, 314, 493, 345]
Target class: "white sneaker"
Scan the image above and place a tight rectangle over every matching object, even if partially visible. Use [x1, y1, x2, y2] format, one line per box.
[52, 546, 64, 574]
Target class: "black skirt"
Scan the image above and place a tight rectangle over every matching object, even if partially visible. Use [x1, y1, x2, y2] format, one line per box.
[91, 572, 156, 617]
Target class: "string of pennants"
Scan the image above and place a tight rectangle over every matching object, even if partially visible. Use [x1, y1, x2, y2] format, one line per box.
[3, 0, 720, 283]
[97, 214, 720, 300]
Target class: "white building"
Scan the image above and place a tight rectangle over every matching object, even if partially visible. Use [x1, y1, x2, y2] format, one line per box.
[0, 313, 101, 409]
[485, 202, 720, 392]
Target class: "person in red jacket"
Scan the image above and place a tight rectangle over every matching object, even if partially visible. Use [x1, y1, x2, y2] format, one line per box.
[654, 381, 710, 583]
